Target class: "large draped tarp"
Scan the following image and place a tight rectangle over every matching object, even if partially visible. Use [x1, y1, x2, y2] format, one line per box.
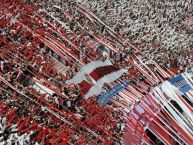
[125, 80, 193, 145]
[170, 71, 193, 95]
[97, 81, 130, 106]
[85, 69, 127, 99]
[67, 60, 112, 84]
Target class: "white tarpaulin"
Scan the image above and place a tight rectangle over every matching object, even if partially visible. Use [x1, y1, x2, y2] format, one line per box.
[85, 69, 127, 99]
[67, 60, 112, 84]
[151, 81, 193, 138]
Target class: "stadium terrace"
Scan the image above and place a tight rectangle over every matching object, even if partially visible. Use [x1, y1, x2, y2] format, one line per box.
[0, 0, 193, 144]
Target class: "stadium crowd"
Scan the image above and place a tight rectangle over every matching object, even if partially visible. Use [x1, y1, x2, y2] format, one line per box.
[80, 0, 193, 72]
[0, 0, 192, 144]
[0, 1, 127, 144]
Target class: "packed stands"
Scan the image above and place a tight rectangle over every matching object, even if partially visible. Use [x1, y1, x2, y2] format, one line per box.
[0, 0, 192, 144]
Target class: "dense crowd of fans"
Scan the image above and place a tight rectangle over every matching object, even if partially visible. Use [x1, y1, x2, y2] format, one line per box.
[80, 0, 193, 71]
[0, 1, 127, 144]
[0, 0, 192, 144]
